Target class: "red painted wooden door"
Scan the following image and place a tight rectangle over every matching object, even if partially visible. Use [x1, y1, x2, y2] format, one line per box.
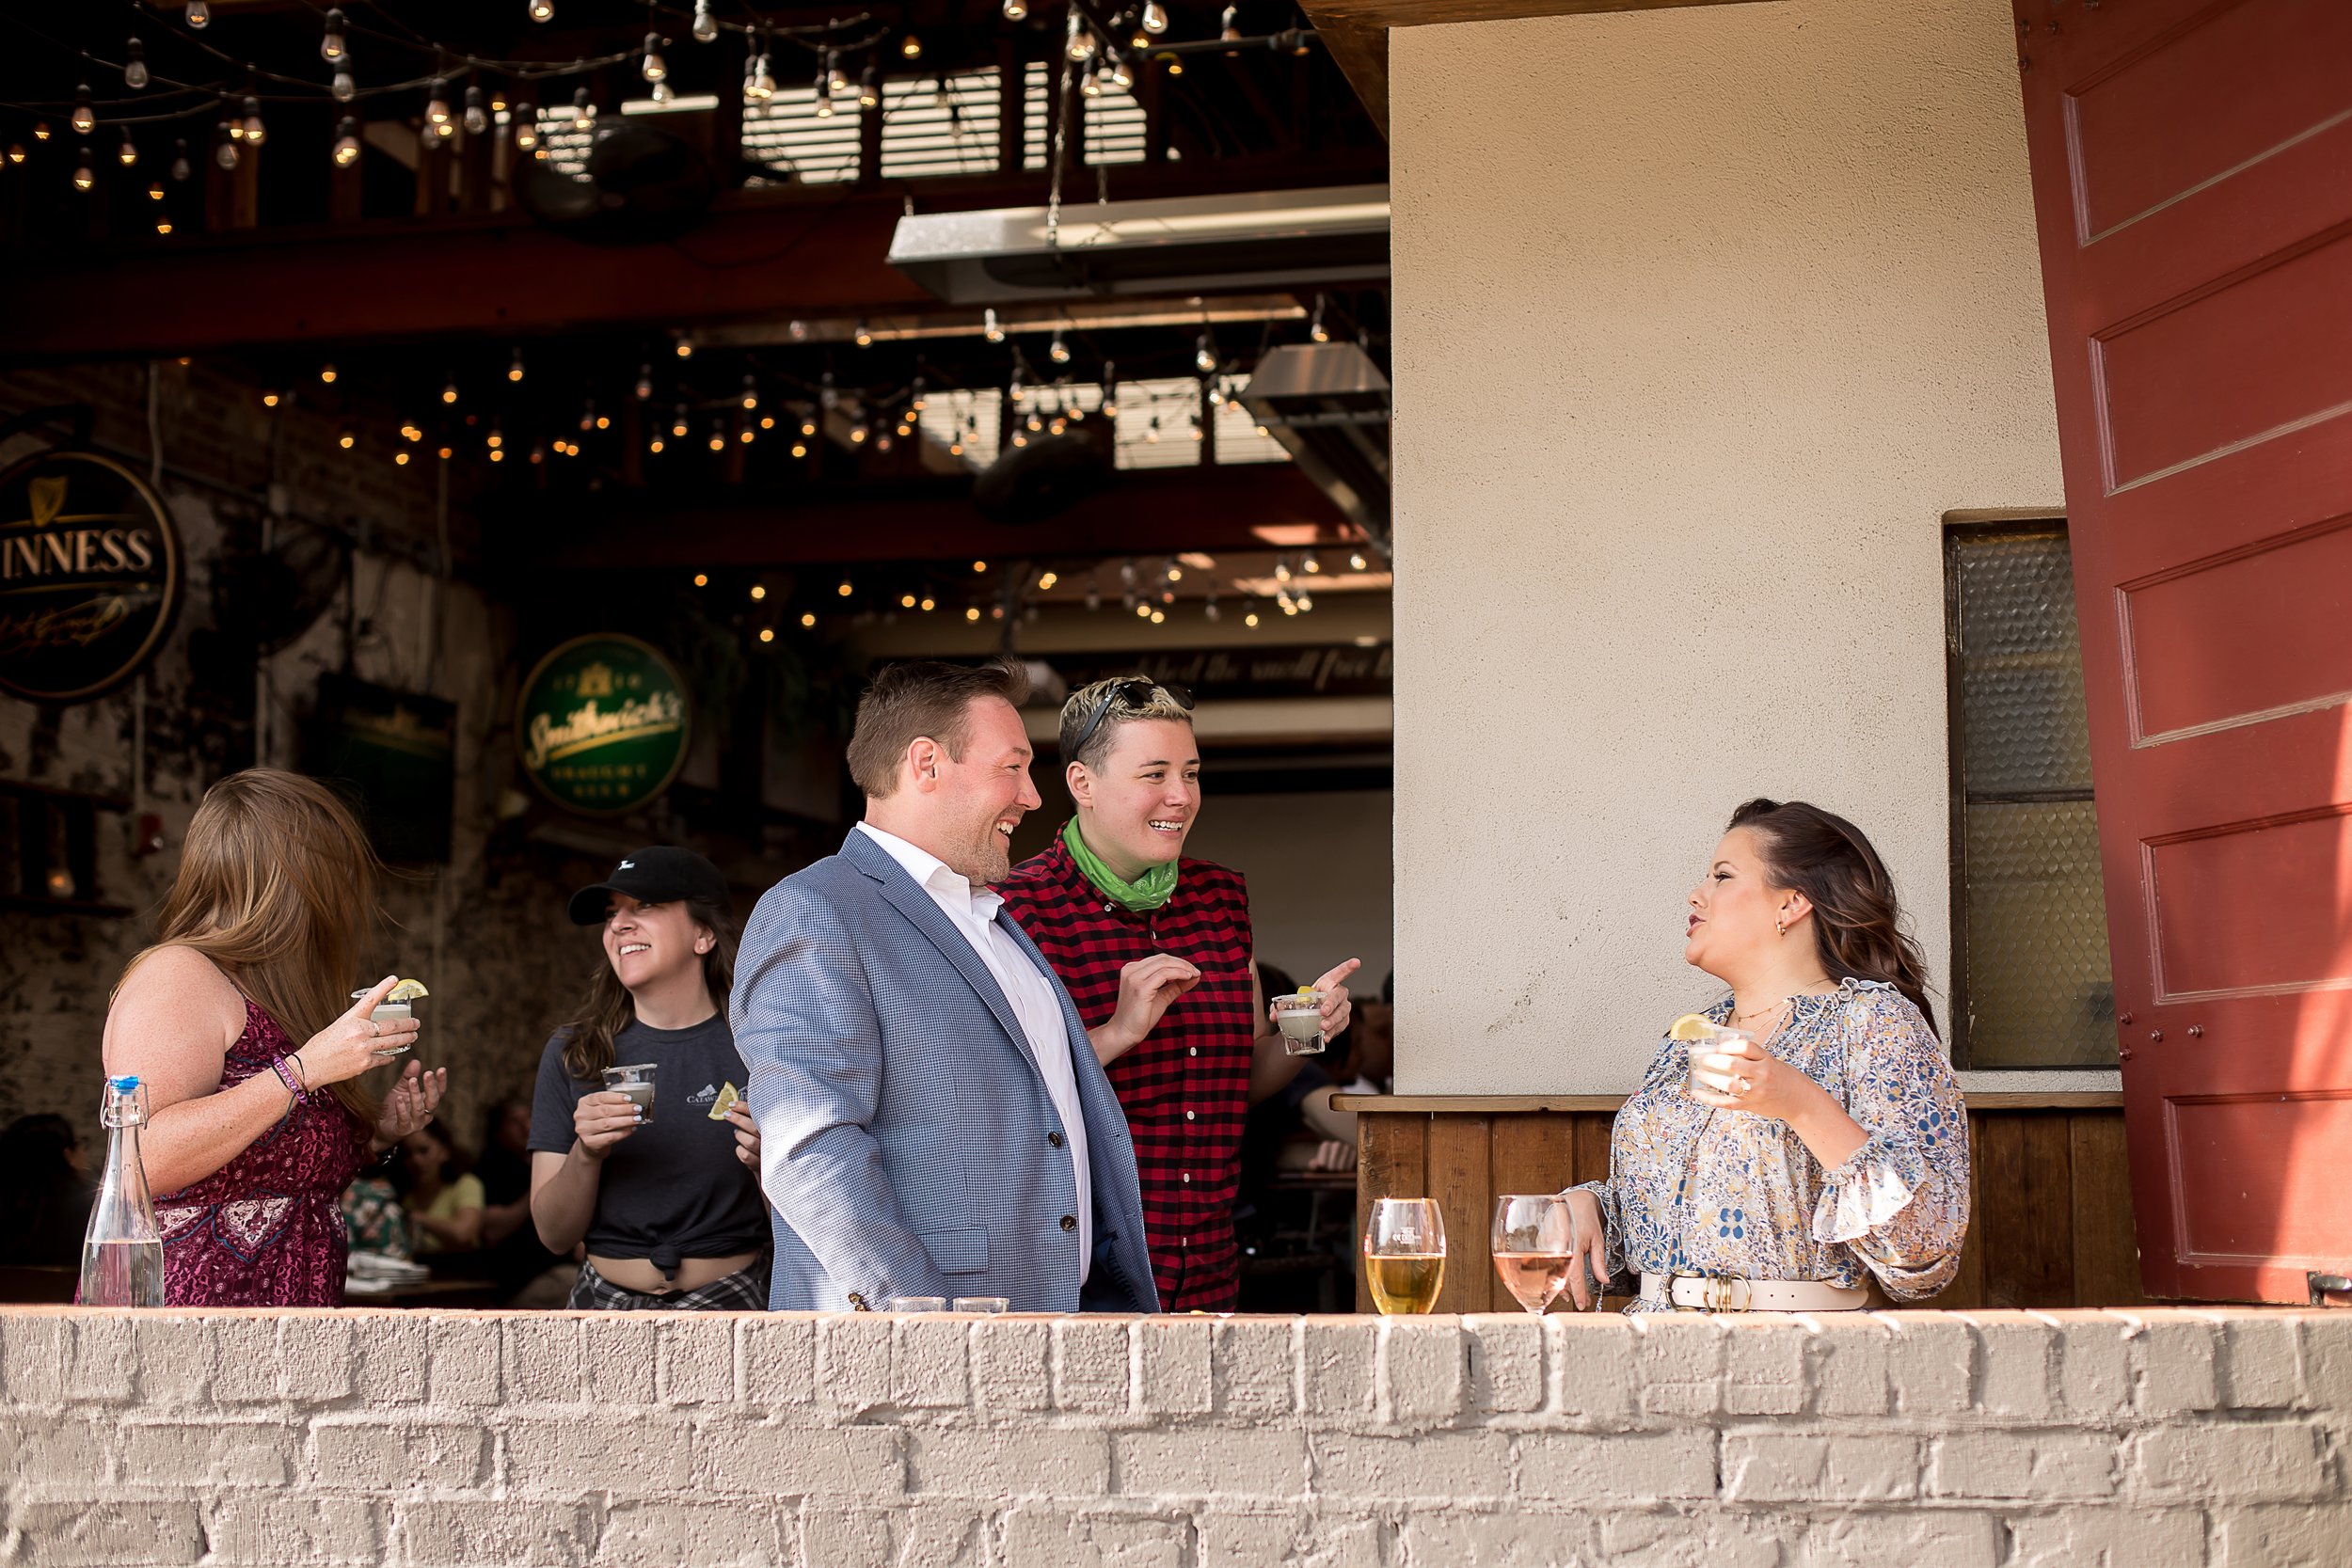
[2013, 0, 2352, 1303]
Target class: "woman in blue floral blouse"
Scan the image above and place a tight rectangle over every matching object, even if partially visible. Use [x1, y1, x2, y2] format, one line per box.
[1565, 799, 1969, 1313]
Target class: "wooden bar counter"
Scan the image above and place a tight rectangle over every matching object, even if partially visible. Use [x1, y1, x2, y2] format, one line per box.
[1333, 1093, 2152, 1313]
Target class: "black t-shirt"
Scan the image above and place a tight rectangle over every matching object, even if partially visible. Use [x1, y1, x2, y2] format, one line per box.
[527, 1014, 771, 1271]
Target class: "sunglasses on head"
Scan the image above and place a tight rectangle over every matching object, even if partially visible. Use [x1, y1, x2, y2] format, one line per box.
[1066, 677, 1195, 762]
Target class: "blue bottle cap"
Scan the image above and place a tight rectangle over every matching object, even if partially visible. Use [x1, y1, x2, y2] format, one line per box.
[107, 1073, 140, 1092]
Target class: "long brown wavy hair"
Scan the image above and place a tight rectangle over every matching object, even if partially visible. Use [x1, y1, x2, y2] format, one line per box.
[558, 895, 738, 1083]
[1729, 798, 1938, 1037]
[121, 768, 389, 1125]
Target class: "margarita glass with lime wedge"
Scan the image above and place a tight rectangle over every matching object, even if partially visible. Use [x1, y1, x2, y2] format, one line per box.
[1272, 986, 1328, 1055]
[352, 978, 429, 1054]
[1667, 1012, 1755, 1100]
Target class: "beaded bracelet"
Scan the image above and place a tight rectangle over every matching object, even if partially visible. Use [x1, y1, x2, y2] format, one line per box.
[271, 1055, 308, 1108]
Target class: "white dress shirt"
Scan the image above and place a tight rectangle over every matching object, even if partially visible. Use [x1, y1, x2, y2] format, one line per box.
[855, 821, 1090, 1280]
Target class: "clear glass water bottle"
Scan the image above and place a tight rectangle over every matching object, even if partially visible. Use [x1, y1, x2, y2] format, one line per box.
[80, 1074, 166, 1307]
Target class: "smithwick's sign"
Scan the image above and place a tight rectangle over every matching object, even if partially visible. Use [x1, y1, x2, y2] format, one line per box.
[515, 634, 691, 816]
[0, 450, 183, 704]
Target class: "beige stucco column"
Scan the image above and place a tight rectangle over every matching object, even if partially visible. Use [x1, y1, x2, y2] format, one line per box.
[1387, 0, 2067, 1092]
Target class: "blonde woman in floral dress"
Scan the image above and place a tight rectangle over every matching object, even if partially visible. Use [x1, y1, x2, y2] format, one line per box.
[1565, 799, 1969, 1313]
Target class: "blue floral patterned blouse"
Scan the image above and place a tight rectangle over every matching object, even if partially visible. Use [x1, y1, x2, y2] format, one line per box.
[1576, 979, 1970, 1311]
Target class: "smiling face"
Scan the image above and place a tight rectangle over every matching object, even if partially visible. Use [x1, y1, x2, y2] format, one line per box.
[1070, 717, 1200, 879]
[1684, 827, 1802, 983]
[601, 892, 714, 997]
[926, 694, 1041, 886]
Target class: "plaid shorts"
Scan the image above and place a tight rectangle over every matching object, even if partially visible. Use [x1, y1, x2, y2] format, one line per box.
[567, 1256, 771, 1311]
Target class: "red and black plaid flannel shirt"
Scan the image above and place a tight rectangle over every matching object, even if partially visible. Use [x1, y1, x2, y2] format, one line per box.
[996, 831, 1257, 1311]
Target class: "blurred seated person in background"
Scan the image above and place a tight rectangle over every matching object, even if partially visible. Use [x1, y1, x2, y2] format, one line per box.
[472, 1095, 564, 1301]
[0, 1114, 94, 1268]
[1563, 800, 1969, 1313]
[531, 847, 767, 1310]
[401, 1121, 484, 1254]
[340, 1167, 412, 1261]
[995, 676, 1358, 1311]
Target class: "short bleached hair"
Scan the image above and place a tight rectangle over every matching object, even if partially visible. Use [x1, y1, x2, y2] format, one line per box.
[1059, 676, 1194, 771]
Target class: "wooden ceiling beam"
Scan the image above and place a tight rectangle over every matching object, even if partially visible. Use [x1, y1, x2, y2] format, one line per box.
[1298, 0, 1775, 137]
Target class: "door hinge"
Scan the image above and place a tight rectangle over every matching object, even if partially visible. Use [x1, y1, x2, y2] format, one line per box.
[2309, 1273, 2352, 1307]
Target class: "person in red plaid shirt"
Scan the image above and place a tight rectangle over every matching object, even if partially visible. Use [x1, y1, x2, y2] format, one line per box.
[995, 675, 1359, 1310]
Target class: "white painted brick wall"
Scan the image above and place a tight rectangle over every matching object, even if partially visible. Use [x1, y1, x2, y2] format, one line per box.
[2, 1307, 2347, 1567]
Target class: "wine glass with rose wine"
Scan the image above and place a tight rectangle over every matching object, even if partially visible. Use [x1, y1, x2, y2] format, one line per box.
[1490, 1193, 1578, 1314]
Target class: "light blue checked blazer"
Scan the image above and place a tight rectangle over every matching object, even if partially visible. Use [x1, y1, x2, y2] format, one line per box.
[732, 827, 1160, 1313]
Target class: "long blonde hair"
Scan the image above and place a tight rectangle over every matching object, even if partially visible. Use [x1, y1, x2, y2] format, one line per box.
[122, 768, 388, 1125]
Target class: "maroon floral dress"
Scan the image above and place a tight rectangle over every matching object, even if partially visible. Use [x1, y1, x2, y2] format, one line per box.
[155, 1000, 371, 1307]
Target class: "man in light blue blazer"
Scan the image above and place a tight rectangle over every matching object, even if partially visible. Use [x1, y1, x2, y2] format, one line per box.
[734, 658, 1178, 1312]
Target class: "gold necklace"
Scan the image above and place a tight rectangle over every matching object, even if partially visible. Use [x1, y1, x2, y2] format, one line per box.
[1731, 996, 1789, 1026]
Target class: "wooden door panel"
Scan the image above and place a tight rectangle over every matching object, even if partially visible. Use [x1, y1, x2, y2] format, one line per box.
[2119, 515, 2352, 744]
[2094, 229, 2352, 491]
[2018, 0, 2352, 1302]
[2067, 0, 2352, 244]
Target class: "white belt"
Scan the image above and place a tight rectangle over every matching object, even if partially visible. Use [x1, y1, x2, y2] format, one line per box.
[1639, 1272, 1868, 1313]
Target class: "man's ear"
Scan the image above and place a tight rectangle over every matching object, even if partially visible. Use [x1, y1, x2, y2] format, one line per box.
[1066, 761, 1094, 808]
[908, 737, 942, 789]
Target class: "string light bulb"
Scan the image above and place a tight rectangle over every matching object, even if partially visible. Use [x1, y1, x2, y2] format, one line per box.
[440, 375, 458, 404]
[635, 364, 654, 400]
[338, 427, 356, 450]
[901, 33, 923, 58]
[124, 40, 150, 91]
[506, 348, 525, 383]
[332, 67, 356, 103]
[529, 0, 554, 20]
[464, 85, 488, 135]
[1142, 1, 1169, 32]
[983, 308, 1005, 343]
[745, 51, 775, 103]
[514, 105, 540, 150]
[1221, 6, 1242, 41]
[837, 579, 853, 596]
[1066, 9, 1098, 62]
[1003, 0, 1028, 20]
[815, 66, 834, 119]
[1050, 328, 1072, 363]
[425, 79, 453, 131]
[853, 319, 873, 347]
[321, 9, 348, 61]
[672, 405, 690, 438]
[33, 123, 49, 141]
[146, 181, 164, 198]
[741, 374, 759, 411]
[171, 137, 190, 180]
[6, 146, 23, 166]
[185, 0, 210, 26]
[242, 97, 266, 146]
[859, 63, 881, 110]
[72, 149, 94, 193]
[910, 376, 927, 411]
[72, 87, 95, 137]
[1107, 51, 1134, 90]
[1310, 294, 1330, 342]
[826, 51, 850, 96]
[118, 130, 137, 167]
[320, 361, 338, 385]
[1101, 361, 1119, 419]
[1349, 549, 1369, 571]
[571, 87, 596, 131]
[1302, 549, 1322, 574]
[643, 33, 668, 83]
[1195, 332, 1217, 373]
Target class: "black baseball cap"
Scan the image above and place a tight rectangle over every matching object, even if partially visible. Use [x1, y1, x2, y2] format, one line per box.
[566, 847, 729, 926]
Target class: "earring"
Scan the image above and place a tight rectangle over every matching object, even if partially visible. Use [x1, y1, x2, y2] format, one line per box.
[1774, 918, 1786, 937]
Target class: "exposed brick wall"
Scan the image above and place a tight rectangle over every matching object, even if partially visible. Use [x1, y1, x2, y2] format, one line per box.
[2, 1307, 2344, 1566]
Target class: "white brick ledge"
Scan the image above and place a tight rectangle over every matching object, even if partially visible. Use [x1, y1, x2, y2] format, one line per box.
[2, 1307, 2346, 1566]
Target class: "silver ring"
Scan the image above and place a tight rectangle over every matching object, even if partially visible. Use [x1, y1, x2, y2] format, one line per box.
[1734, 1075, 1753, 1095]
[368, 1018, 381, 1037]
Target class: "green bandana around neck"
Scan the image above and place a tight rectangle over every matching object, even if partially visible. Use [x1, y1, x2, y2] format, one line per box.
[1063, 817, 1179, 912]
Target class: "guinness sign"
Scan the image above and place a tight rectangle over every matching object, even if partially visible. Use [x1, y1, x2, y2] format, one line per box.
[0, 451, 183, 704]
[515, 634, 691, 816]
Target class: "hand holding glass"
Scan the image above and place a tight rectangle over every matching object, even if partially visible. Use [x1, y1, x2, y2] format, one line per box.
[1489, 1194, 1579, 1314]
[1363, 1196, 1446, 1314]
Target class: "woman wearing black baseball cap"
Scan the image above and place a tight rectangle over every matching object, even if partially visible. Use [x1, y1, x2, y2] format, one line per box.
[526, 847, 771, 1308]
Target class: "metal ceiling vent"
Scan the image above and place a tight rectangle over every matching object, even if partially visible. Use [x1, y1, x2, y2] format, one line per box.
[885, 185, 1390, 303]
[1238, 341, 1391, 545]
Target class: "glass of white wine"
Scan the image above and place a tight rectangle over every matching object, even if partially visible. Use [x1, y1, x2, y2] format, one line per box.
[1363, 1196, 1446, 1314]
[1490, 1193, 1578, 1315]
